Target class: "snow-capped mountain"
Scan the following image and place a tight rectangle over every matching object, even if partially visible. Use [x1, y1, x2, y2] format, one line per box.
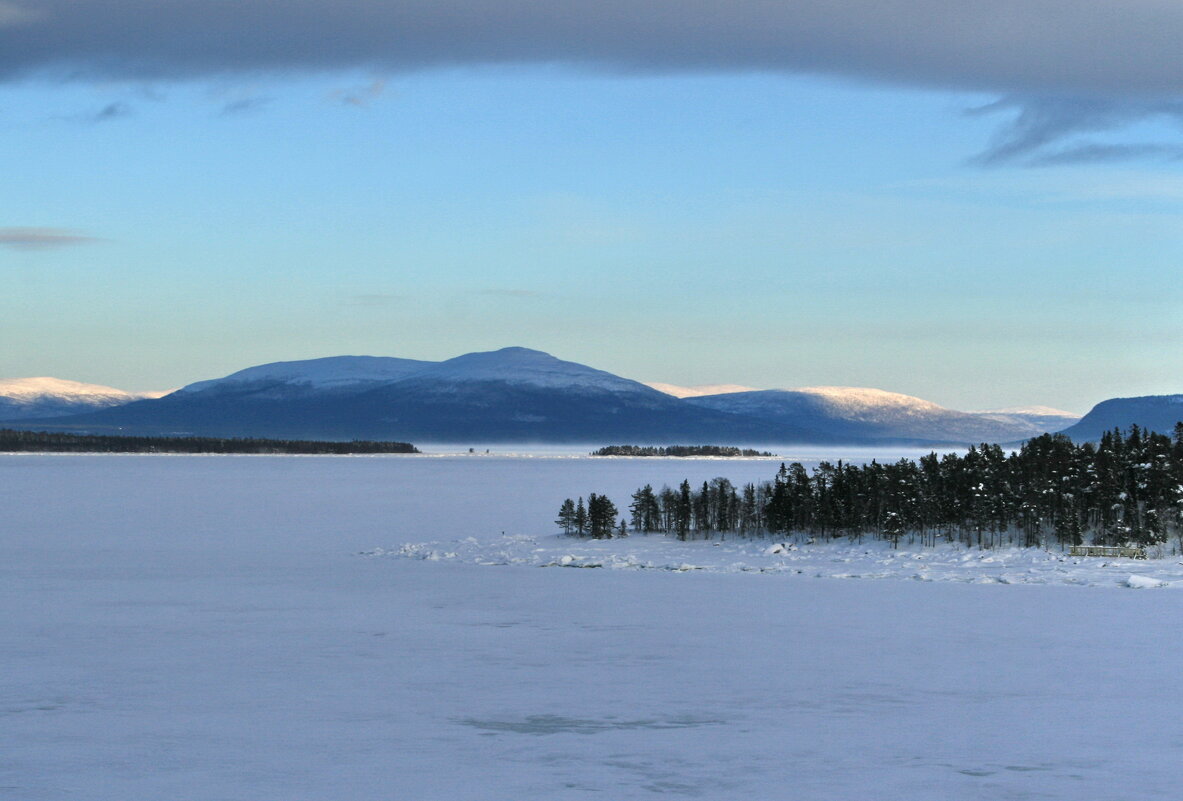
[686, 386, 1067, 444]
[25, 348, 803, 443]
[421, 347, 649, 392]
[971, 406, 1081, 436]
[178, 348, 647, 397]
[9, 349, 1082, 445]
[1058, 394, 1183, 441]
[176, 355, 433, 395]
[0, 377, 167, 421]
[645, 382, 758, 398]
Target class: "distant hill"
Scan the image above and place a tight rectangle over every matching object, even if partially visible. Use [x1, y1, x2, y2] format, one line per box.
[6, 349, 1082, 446]
[970, 406, 1082, 436]
[1058, 395, 1183, 441]
[643, 382, 758, 398]
[14, 348, 813, 443]
[685, 386, 1075, 444]
[0, 377, 167, 421]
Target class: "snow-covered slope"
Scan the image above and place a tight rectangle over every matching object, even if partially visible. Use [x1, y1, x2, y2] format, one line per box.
[645, 382, 758, 398]
[972, 405, 1081, 435]
[791, 386, 946, 419]
[9, 351, 1080, 445]
[425, 348, 651, 393]
[0, 377, 166, 421]
[178, 355, 434, 395]
[688, 386, 1051, 444]
[178, 348, 649, 396]
[32, 348, 786, 442]
[976, 405, 1080, 418]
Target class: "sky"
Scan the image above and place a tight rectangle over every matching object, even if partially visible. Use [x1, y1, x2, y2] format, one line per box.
[2, 1, 1182, 413]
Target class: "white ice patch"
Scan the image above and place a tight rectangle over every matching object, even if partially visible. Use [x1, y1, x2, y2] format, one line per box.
[1125, 574, 1168, 589]
[365, 535, 1183, 589]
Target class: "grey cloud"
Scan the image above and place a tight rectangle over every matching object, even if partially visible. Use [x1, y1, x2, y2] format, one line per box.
[0, 227, 100, 249]
[970, 97, 1183, 166]
[219, 96, 272, 116]
[86, 100, 130, 121]
[0, 1, 38, 27]
[329, 78, 387, 108]
[1, 1, 1182, 98]
[8, 2, 1183, 163]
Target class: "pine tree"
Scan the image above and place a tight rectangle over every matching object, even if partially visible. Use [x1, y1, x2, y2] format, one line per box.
[574, 497, 588, 537]
[676, 480, 692, 541]
[556, 498, 576, 535]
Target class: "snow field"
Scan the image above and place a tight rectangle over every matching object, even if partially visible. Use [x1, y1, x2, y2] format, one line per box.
[374, 533, 1183, 589]
[3, 454, 1183, 800]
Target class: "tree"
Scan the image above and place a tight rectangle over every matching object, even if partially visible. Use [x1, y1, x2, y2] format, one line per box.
[882, 511, 905, 549]
[629, 484, 661, 533]
[574, 497, 588, 537]
[587, 493, 619, 539]
[556, 498, 576, 535]
[676, 480, 692, 540]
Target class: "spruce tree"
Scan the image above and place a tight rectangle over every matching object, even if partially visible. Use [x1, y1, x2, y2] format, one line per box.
[556, 498, 576, 535]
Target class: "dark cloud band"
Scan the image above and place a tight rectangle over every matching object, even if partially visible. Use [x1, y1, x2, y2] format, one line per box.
[1, 1, 1182, 98]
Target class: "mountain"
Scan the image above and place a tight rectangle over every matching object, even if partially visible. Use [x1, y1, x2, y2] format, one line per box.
[1057, 394, 1183, 442]
[0, 377, 167, 421]
[645, 382, 758, 398]
[971, 406, 1081, 436]
[20, 348, 817, 443]
[685, 386, 1068, 444]
[10, 350, 1081, 446]
[175, 355, 434, 397]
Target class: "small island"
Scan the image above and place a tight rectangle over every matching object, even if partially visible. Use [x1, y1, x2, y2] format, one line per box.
[591, 445, 774, 457]
[0, 429, 419, 455]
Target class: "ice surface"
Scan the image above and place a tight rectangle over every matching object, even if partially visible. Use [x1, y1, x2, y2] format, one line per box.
[3, 453, 1183, 800]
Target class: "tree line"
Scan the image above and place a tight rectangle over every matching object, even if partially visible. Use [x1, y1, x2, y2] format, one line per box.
[0, 429, 419, 455]
[591, 445, 774, 457]
[560, 426, 1183, 550]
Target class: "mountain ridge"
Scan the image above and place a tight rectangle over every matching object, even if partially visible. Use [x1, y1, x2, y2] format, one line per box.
[0, 377, 169, 421]
[1058, 394, 1183, 442]
[3, 348, 1087, 445]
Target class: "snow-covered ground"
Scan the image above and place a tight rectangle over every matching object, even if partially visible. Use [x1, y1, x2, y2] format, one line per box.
[378, 533, 1183, 589]
[3, 454, 1183, 800]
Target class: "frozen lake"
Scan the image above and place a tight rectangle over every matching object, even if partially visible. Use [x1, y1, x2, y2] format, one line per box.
[3, 454, 1183, 799]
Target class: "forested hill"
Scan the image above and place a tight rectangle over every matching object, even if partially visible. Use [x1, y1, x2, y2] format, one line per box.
[0, 429, 419, 454]
[591, 445, 774, 457]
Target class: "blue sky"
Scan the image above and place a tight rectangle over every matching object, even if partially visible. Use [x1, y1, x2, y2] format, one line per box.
[3, 3, 1183, 412]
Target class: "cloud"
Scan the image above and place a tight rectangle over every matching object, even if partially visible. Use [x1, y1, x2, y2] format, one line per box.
[969, 96, 1183, 166]
[85, 100, 130, 121]
[7, 2, 1183, 162]
[0, 1, 1180, 98]
[0, 2, 37, 27]
[329, 78, 387, 108]
[219, 96, 271, 116]
[0, 227, 101, 249]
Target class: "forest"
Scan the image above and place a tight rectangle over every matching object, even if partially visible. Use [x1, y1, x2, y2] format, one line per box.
[0, 429, 419, 455]
[560, 426, 1183, 551]
[591, 445, 774, 457]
